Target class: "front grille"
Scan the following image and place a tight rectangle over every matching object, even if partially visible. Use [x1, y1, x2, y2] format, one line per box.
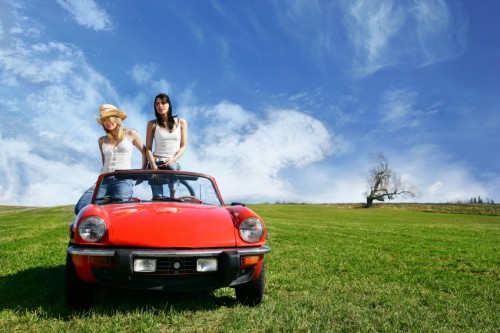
[147, 257, 199, 275]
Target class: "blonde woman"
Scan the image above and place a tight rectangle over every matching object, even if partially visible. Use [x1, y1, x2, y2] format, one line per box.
[75, 104, 146, 214]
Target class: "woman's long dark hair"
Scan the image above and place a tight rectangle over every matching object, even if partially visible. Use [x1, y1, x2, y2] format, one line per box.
[154, 93, 176, 130]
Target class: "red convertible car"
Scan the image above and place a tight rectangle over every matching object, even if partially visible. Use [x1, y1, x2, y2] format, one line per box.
[66, 170, 271, 309]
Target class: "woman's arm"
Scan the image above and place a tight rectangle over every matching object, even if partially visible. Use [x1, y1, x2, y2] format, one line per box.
[145, 120, 157, 169]
[169, 118, 188, 164]
[98, 136, 105, 166]
[129, 129, 147, 169]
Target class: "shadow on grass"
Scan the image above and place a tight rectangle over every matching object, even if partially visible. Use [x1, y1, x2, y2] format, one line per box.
[0, 265, 238, 318]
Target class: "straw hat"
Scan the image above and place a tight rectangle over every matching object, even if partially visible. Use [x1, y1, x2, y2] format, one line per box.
[96, 104, 127, 124]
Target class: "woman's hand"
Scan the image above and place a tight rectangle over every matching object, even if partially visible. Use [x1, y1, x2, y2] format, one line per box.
[156, 159, 171, 169]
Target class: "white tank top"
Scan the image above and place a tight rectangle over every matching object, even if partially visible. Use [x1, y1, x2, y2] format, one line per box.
[100, 132, 134, 173]
[153, 120, 181, 158]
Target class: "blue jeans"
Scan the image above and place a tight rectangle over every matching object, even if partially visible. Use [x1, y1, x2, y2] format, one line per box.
[100, 177, 134, 199]
[148, 161, 180, 198]
[74, 177, 133, 214]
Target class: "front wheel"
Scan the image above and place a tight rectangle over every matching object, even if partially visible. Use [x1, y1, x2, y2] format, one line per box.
[235, 263, 265, 306]
[65, 254, 93, 309]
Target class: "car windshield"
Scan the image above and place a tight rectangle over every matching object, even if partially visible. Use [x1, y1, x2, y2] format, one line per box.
[92, 171, 223, 206]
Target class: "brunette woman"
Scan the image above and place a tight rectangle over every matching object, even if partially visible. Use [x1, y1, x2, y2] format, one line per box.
[145, 93, 187, 198]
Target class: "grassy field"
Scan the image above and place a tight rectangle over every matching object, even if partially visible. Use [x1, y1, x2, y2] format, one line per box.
[0, 204, 498, 332]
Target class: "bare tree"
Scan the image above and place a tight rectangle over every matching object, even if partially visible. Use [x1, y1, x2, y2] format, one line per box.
[365, 153, 416, 208]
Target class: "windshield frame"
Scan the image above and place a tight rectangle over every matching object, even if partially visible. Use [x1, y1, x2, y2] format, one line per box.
[91, 169, 225, 207]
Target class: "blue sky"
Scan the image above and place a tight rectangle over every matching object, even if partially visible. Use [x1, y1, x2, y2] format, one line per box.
[1, 0, 499, 206]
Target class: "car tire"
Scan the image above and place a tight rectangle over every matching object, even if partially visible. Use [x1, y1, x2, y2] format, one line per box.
[235, 262, 265, 306]
[65, 254, 93, 309]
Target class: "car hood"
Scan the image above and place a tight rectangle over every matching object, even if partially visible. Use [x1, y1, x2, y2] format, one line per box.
[98, 203, 237, 248]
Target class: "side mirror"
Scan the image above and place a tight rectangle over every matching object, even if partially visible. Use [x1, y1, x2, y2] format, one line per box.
[231, 202, 246, 206]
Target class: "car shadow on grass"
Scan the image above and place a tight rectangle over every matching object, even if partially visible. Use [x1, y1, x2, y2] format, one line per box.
[0, 265, 238, 318]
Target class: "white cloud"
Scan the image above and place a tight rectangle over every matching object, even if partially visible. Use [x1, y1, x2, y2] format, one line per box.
[388, 145, 494, 203]
[378, 88, 422, 130]
[0, 6, 339, 206]
[346, 0, 404, 74]
[0, 1, 495, 208]
[244, 141, 499, 205]
[273, 0, 467, 77]
[1, 42, 76, 85]
[350, 0, 466, 75]
[1, 1, 44, 40]
[179, 102, 335, 203]
[413, 0, 468, 65]
[0, 11, 128, 206]
[297, 145, 499, 205]
[1, 31, 489, 206]
[282, 162, 369, 204]
[414, 166, 489, 203]
[129, 63, 156, 85]
[56, 0, 113, 31]
[0, 134, 96, 206]
[428, 181, 444, 195]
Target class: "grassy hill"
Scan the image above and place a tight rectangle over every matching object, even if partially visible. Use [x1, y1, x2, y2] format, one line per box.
[325, 202, 500, 215]
[0, 204, 499, 332]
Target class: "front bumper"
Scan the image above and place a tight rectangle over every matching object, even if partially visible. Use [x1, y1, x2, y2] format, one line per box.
[67, 245, 270, 291]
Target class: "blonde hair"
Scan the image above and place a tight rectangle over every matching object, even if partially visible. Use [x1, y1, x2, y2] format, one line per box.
[101, 116, 125, 141]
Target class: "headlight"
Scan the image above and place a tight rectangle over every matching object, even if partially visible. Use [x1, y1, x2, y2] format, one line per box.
[239, 217, 264, 243]
[197, 258, 218, 272]
[134, 259, 157, 272]
[78, 216, 106, 242]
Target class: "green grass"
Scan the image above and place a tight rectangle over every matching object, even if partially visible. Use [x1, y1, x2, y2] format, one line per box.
[0, 204, 499, 332]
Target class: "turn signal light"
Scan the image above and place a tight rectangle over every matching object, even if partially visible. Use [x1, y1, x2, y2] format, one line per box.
[88, 256, 112, 265]
[240, 255, 260, 268]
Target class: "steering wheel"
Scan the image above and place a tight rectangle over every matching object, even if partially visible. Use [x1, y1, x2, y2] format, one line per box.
[177, 195, 202, 204]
